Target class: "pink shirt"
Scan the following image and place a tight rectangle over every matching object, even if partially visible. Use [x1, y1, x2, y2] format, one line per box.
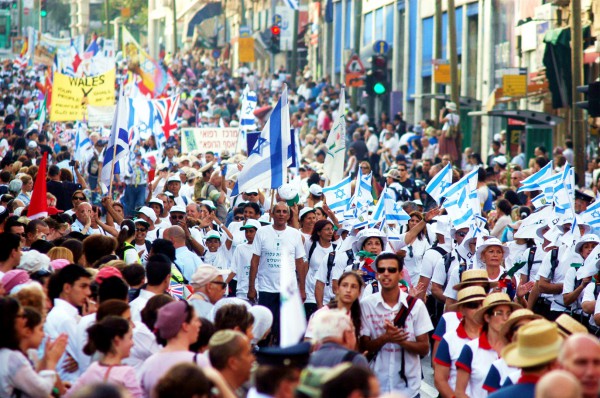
[66, 362, 142, 398]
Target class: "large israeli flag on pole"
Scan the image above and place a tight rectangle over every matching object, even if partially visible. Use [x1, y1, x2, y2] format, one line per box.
[323, 88, 346, 185]
[323, 176, 352, 214]
[101, 86, 130, 190]
[232, 86, 291, 195]
[425, 162, 453, 203]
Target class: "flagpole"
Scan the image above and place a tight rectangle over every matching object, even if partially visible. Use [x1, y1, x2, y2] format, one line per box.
[108, 138, 118, 198]
[269, 189, 275, 222]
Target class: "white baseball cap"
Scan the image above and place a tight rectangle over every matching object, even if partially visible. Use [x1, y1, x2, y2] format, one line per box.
[136, 206, 157, 223]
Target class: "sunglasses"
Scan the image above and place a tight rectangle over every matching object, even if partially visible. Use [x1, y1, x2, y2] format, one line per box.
[73, 196, 86, 201]
[211, 281, 227, 289]
[246, 193, 258, 197]
[463, 301, 482, 309]
[170, 214, 185, 220]
[376, 267, 398, 274]
[135, 228, 147, 232]
[456, 231, 468, 237]
[234, 216, 245, 221]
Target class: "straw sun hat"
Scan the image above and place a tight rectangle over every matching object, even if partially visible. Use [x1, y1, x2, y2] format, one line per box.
[502, 319, 561, 368]
[473, 292, 522, 324]
[447, 286, 487, 312]
[499, 309, 542, 339]
[554, 314, 588, 338]
[453, 269, 498, 291]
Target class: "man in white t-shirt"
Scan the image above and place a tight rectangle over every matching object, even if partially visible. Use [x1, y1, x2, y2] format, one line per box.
[232, 219, 261, 300]
[248, 202, 307, 345]
[360, 252, 433, 396]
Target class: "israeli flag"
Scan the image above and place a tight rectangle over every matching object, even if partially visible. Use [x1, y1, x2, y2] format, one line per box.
[74, 122, 92, 164]
[284, 0, 299, 10]
[240, 85, 257, 130]
[232, 86, 291, 195]
[323, 176, 352, 214]
[531, 192, 549, 209]
[581, 199, 600, 227]
[369, 186, 388, 228]
[101, 86, 130, 188]
[385, 195, 411, 224]
[518, 160, 554, 192]
[425, 162, 453, 203]
[351, 167, 374, 209]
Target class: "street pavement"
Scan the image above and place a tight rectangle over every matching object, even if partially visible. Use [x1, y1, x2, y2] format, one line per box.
[421, 354, 438, 398]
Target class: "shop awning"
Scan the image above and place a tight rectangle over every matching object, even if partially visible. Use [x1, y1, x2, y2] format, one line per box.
[467, 109, 564, 126]
[186, 2, 222, 37]
[412, 93, 482, 108]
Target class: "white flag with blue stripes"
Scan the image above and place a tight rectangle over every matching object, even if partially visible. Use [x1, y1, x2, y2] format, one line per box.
[369, 186, 388, 228]
[74, 122, 92, 164]
[232, 86, 291, 195]
[442, 167, 480, 229]
[323, 176, 352, 214]
[581, 198, 600, 227]
[101, 86, 130, 188]
[351, 168, 374, 209]
[284, 0, 299, 10]
[240, 85, 257, 131]
[425, 162, 453, 203]
[385, 196, 411, 224]
[518, 160, 554, 192]
[323, 88, 346, 185]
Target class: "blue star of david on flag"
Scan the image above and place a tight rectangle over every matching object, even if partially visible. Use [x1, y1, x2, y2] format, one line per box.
[249, 137, 268, 156]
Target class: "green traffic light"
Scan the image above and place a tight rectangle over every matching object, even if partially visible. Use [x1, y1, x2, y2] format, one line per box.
[40, 10, 47, 16]
[373, 82, 386, 95]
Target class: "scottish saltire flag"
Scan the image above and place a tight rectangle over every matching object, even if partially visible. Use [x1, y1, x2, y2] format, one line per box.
[425, 162, 453, 203]
[323, 176, 352, 213]
[101, 87, 130, 188]
[284, 0, 299, 10]
[351, 168, 374, 209]
[323, 89, 346, 185]
[280, 252, 306, 347]
[232, 86, 291, 195]
[153, 95, 180, 141]
[518, 160, 554, 192]
[74, 122, 92, 163]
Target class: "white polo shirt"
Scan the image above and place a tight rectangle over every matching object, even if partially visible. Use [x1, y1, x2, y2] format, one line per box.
[434, 321, 474, 390]
[537, 247, 577, 312]
[455, 331, 499, 398]
[360, 291, 433, 396]
[582, 282, 600, 327]
[44, 299, 82, 382]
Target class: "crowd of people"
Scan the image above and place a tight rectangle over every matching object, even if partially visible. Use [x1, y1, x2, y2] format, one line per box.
[0, 49, 599, 398]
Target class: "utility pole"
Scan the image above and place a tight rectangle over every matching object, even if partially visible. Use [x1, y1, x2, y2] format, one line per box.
[172, 0, 177, 53]
[433, 0, 442, 124]
[447, 0, 460, 149]
[571, 0, 585, 184]
[351, 0, 362, 109]
[290, 9, 299, 88]
[104, 0, 110, 38]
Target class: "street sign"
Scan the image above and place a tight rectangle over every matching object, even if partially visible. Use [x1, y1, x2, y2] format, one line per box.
[239, 26, 251, 38]
[502, 68, 528, 97]
[345, 73, 364, 88]
[273, 14, 282, 27]
[23, 7, 29, 15]
[373, 40, 389, 55]
[433, 63, 451, 84]
[345, 54, 365, 74]
[212, 49, 221, 59]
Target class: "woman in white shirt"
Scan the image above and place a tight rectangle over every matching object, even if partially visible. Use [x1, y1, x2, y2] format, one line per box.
[304, 219, 336, 319]
[0, 298, 67, 398]
[403, 211, 431, 286]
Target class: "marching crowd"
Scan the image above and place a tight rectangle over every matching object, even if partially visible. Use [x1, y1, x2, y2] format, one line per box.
[0, 50, 599, 398]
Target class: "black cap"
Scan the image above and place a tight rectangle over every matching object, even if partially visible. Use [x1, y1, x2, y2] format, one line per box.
[575, 190, 594, 203]
[255, 342, 311, 368]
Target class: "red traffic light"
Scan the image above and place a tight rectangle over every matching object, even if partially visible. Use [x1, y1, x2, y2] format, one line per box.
[372, 55, 387, 68]
[271, 25, 281, 36]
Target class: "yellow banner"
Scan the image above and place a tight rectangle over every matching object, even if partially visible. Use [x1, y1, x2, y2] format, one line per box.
[50, 69, 116, 122]
[238, 38, 255, 63]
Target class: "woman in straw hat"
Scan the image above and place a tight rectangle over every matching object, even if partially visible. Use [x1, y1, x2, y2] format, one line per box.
[433, 286, 486, 398]
[454, 293, 521, 398]
[482, 309, 542, 394]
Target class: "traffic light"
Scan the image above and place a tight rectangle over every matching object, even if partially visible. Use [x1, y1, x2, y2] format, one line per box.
[269, 24, 280, 54]
[365, 55, 388, 96]
[576, 82, 600, 118]
[40, 0, 48, 17]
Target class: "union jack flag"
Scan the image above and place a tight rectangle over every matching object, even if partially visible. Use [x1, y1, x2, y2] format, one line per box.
[153, 95, 180, 141]
[168, 281, 192, 300]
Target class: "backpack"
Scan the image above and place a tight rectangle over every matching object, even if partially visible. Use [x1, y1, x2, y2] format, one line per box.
[548, 248, 560, 281]
[444, 115, 459, 139]
[526, 246, 540, 281]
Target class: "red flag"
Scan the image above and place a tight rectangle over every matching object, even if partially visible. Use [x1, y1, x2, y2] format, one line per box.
[27, 152, 48, 220]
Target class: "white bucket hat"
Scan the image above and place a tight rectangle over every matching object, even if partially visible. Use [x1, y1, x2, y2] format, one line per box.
[475, 237, 510, 263]
[351, 228, 388, 254]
